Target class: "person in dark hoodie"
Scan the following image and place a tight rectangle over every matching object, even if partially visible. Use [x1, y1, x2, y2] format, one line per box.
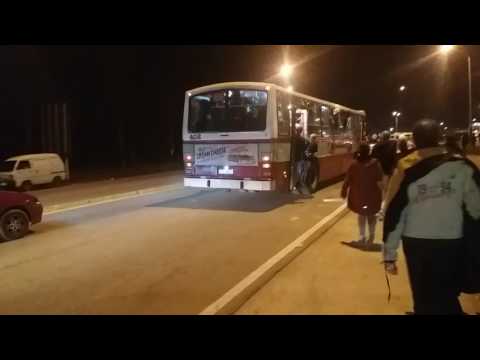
[341, 143, 384, 246]
[372, 131, 397, 177]
[383, 119, 480, 315]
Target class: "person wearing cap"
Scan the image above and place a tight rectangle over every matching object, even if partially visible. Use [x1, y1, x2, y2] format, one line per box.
[382, 119, 480, 314]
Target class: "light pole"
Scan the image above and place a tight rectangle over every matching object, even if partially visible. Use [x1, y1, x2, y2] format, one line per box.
[398, 85, 406, 127]
[392, 111, 401, 133]
[439, 45, 473, 136]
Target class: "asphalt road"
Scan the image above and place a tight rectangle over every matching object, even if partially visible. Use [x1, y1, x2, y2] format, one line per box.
[0, 181, 345, 314]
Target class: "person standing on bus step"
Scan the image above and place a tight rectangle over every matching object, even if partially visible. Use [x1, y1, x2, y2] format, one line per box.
[292, 125, 310, 193]
[341, 143, 384, 246]
[383, 119, 480, 314]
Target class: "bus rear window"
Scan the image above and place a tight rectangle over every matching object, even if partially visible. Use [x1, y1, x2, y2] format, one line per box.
[188, 89, 267, 133]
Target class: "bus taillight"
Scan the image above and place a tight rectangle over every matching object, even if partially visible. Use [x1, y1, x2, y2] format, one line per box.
[184, 154, 194, 174]
[261, 153, 272, 162]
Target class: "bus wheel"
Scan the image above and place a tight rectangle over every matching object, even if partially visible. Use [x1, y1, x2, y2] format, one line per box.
[304, 165, 319, 194]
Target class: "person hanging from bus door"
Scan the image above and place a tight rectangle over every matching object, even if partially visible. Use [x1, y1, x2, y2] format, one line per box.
[292, 124, 310, 193]
[303, 133, 319, 193]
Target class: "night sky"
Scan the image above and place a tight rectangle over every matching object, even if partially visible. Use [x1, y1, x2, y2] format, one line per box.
[1, 45, 478, 168]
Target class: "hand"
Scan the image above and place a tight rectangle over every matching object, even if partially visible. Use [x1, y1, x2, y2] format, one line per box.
[384, 261, 398, 275]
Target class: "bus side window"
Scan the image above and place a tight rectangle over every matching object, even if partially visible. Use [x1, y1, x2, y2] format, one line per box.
[306, 103, 321, 139]
[276, 91, 290, 137]
[292, 96, 309, 139]
[319, 105, 332, 138]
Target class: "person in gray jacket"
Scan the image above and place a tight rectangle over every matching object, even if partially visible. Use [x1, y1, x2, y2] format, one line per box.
[382, 119, 480, 314]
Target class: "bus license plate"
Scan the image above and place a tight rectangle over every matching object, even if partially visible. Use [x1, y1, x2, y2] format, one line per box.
[218, 167, 234, 175]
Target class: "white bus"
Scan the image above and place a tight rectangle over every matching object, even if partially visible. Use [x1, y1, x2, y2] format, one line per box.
[182, 82, 366, 192]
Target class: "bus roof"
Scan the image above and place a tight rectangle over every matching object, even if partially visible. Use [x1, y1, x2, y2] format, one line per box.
[186, 82, 366, 116]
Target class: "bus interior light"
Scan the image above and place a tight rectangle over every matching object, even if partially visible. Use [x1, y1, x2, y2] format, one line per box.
[262, 163, 271, 169]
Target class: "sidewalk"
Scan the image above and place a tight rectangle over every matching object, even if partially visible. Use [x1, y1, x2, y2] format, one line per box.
[236, 210, 480, 315]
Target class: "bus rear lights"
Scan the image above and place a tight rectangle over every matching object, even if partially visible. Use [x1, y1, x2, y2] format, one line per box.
[261, 153, 271, 162]
[283, 170, 288, 178]
[186, 162, 192, 168]
[262, 163, 271, 169]
[185, 154, 193, 161]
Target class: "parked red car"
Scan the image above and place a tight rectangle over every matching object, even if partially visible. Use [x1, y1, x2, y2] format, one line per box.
[0, 191, 43, 241]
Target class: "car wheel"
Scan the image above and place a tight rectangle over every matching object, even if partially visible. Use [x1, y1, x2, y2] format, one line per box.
[52, 176, 62, 187]
[0, 209, 30, 241]
[20, 181, 33, 192]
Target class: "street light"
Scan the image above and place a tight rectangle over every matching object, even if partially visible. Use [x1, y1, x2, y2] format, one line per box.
[392, 111, 401, 132]
[439, 45, 473, 136]
[280, 64, 293, 80]
[440, 45, 455, 54]
[440, 122, 445, 126]
[399, 85, 406, 92]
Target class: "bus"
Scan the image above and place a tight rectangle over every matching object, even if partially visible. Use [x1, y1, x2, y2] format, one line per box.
[182, 82, 366, 192]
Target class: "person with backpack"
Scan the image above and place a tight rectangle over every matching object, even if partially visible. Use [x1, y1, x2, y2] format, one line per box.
[341, 143, 384, 246]
[383, 119, 480, 315]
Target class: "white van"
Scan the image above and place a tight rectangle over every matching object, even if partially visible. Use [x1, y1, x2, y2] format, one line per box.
[0, 153, 67, 191]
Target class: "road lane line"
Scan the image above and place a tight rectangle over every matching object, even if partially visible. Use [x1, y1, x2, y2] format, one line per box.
[199, 202, 349, 315]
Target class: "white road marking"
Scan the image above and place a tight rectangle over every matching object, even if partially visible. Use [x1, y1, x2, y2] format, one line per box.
[322, 198, 344, 203]
[199, 203, 348, 315]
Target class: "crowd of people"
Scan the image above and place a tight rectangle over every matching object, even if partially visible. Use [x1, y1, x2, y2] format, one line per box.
[341, 119, 480, 315]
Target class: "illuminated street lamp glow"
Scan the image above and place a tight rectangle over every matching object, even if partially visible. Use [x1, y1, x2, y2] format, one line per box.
[390, 127, 395, 132]
[392, 111, 398, 116]
[440, 45, 455, 54]
[440, 122, 444, 126]
[280, 64, 293, 79]
[399, 85, 406, 92]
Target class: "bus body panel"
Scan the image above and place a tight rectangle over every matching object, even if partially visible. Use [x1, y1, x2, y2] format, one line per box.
[182, 82, 366, 192]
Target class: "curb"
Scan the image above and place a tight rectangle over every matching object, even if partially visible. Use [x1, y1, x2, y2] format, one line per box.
[44, 183, 184, 215]
[199, 203, 350, 315]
